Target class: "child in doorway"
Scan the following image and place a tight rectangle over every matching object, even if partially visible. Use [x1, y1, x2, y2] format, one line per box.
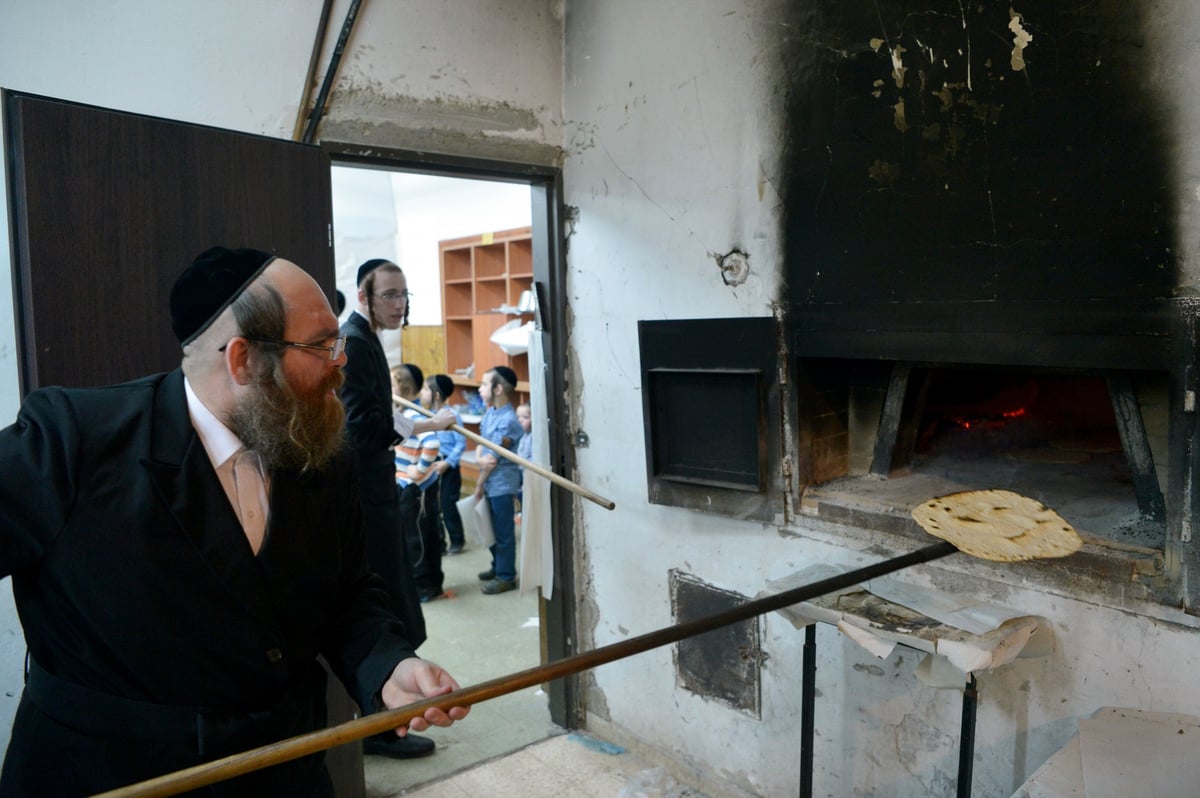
[422, 374, 468, 555]
[391, 364, 447, 602]
[473, 366, 524, 595]
[516, 402, 533, 462]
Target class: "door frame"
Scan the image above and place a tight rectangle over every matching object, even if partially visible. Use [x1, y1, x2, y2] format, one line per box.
[322, 142, 581, 729]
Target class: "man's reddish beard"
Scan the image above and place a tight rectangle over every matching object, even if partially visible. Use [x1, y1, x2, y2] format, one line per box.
[229, 361, 346, 473]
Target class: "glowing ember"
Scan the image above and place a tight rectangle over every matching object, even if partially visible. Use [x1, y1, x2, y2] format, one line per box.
[950, 406, 1027, 430]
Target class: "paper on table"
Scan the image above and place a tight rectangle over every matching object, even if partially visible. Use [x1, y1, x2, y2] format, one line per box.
[760, 564, 864, 628]
[762, 564, 1047, 680]
[1078, 707, 1200, 798]
[863, 574, 1029, 635]
[838, 620, 897, 659]
[914, 652, 972, 689]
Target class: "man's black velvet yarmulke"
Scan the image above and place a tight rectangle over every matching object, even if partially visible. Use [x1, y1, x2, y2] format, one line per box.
[171, 246, 275, 345]
[356, 258, 393, 286]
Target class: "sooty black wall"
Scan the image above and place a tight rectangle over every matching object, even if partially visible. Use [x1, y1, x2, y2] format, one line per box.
[781, 1, 1175, 314]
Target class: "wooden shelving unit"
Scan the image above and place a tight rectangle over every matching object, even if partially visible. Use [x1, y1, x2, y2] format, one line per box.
[440, 226, 534, 391]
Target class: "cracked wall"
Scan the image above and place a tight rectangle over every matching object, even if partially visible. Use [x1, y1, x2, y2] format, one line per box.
[317, 1, 563, 164]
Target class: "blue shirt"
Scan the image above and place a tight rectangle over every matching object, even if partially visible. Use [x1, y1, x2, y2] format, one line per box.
[479, 403, 523, 497]
[516, 431, 532, 489]
[435, 409, 467, 468]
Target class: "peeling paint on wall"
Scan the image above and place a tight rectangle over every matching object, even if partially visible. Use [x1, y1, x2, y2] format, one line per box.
[1009, 9, 1033, 71]
[893, 97, 908, 132]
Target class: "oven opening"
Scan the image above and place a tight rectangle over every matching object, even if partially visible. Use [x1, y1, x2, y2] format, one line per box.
[797, 360, 1168, 549]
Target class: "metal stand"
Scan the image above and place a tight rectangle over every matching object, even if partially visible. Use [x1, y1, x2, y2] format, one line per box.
[799, 624, 816, 798]
[957, 674, 978, 798]
[797, 628, 977, 798]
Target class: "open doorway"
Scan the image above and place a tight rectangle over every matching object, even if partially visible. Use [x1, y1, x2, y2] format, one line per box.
[330, 164, 560, 791]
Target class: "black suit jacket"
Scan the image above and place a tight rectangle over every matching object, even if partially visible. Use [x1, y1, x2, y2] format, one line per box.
[0, 369, 415, 795]
[340, 310, 427, 647]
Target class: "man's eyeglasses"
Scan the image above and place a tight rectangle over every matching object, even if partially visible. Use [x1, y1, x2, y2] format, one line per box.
[374, 290, 412, 303]
[222, 334, 347, 360]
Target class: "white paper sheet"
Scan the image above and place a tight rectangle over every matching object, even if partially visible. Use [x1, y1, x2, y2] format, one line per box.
[762, 564, 1047, 678]
[1077, 708, 1200, 798]
[458, 494, 494, 547]
[518, 321, 554, 597]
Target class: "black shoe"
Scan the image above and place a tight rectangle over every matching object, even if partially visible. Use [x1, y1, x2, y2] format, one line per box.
[363, 733, 436, 759]
[481, 578, 517, 595]
[447, 543, 465, 555]
[418, 589, 444, 603]
[477, 568, 495, 581]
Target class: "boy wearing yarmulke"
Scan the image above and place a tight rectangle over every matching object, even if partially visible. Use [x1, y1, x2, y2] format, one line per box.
[472, 365, 524, 595]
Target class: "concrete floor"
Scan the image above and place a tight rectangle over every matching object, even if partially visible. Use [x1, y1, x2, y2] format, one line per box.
[362, 537, 691, 797]
[398, 733, 678, 798]
[363, 540, 557, 796]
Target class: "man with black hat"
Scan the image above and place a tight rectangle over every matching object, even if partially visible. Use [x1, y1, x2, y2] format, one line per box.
[0, 247, 468, 795]
[340, 258, 455, 759]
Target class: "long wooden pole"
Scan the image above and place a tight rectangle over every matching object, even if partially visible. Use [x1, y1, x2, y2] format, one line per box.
[93, 540, 958, 798]
[394, 394, 616, 511]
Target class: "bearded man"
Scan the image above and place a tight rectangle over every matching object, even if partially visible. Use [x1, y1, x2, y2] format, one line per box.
[0, 247, 467, 796]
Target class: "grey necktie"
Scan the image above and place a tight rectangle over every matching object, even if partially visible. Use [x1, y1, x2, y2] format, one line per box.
[231, 449, 268, 554]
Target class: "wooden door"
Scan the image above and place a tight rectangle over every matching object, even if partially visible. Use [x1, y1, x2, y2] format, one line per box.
[2, 90, 364, 796]
[3, 90, 335, 392]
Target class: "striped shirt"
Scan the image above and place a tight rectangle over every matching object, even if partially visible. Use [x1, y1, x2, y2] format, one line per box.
[395, 408, 441, 490]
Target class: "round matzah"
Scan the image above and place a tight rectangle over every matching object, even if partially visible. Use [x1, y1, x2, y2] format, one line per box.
[911, 489, 1082, 562]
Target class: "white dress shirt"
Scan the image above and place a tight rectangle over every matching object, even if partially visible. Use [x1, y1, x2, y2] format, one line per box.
[184, 377, 271, 554]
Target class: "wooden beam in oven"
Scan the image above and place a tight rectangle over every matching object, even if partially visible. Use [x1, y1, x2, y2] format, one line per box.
[1107, 375, 1167, 523]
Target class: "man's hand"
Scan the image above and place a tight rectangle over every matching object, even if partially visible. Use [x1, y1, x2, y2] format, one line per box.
[411, 408, 457, 436]
[380, 657, 469, 735]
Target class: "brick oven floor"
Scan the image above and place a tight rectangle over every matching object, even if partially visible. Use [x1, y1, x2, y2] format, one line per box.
[803, 446, 1160, 550]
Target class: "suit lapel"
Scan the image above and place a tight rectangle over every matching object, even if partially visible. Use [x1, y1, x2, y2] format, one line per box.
[141, 370, 279, 631]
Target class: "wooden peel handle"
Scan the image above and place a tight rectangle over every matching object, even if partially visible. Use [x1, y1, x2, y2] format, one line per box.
[394, 394, 616, 511]
[94, 540, 959, 797]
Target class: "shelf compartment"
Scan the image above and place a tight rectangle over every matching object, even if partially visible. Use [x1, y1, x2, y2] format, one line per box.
[444, 281, 473, 318]
[507, 276, 533, 308]
[445, 319, 474, 373]
[510, 353, 530, 383]
[474, 243, 506, 279]
[442, 248, 472, 282]
[508, 238, 533, 278]
[474, 278, 507, 313]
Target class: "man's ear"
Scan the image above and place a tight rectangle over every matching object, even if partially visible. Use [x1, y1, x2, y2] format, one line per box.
[357, 285, 369, 308]
[224, 337, 256, 386]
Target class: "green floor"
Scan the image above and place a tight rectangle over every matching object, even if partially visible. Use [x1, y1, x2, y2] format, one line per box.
[364, 538, 557, 797]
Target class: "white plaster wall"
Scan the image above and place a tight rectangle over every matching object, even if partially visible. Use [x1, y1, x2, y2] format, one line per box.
[0, 0, 560, 759]
[562, 2, 1200, 797]
[562, 3, 791, 792]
